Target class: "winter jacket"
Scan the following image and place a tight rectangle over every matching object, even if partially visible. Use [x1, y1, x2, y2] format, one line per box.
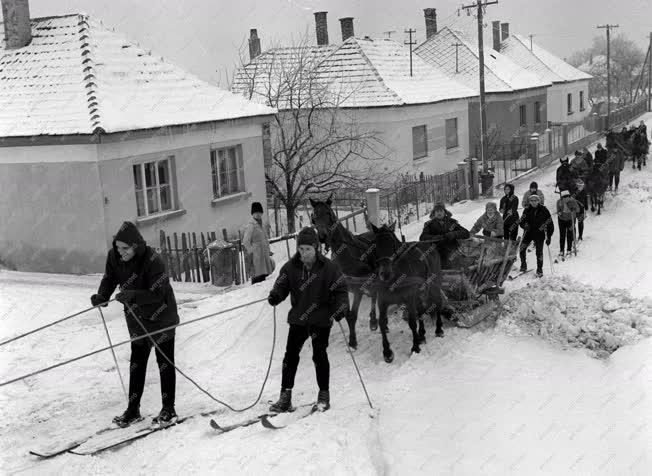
[419, 211, 470, 268]
[269, 253, 349, 328]
[594, 148, 608, 166]
[519, 205, 554, 241]
[570, 156, 589, 178]
[499, 194, 520, 226]
[242, 216, 274, 277]
[608, 149, 625, 173]
[583, 151, 594, 169]
[556, 196, 581, 222]
[556, 163, 577, 192]
[522, 189, 545, 208]
[97, 222, 179, 339]
[469, 212, 504, 237]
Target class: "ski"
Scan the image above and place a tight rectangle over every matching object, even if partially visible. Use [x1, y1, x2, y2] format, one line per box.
[508, 269, 533, 280]
[209, 414, 272, 433]
[260, 404, 317, 429]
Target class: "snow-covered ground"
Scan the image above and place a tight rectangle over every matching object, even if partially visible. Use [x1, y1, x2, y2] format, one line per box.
[1, 114, 651, 475]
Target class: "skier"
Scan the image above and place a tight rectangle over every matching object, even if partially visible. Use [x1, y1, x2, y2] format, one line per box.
[594, 143, 608, 167]
[608, 147, 625, 191]
[556, 156, 577, 193]
[469, 202, 504, 238]
[267, 227, 349, 413]
[419, 203, 470, 268]
[518, 194, 554, 277]
[522, 182, 545, 210]
[242, 201, 275, 284]
[91, 221, 179, 427]
[499, 183, 520, 241]
[574, 180, 588, 241]
[556, 190, 581, 259]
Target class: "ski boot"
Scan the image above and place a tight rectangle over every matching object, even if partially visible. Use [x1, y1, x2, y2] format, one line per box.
[519, 263, 527, 273]
[269, 389, 292, 413]
[152, 406, 178, 427]
[536, 269, 543, 278]
[312, 390, 330, 413]
[113, 406, 142, 428]
[558, 251, 565, 261]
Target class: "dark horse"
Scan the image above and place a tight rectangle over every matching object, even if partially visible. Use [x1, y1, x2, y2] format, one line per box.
[585, 164, 608, 215]
[310, 196, 378, 350]
[369, 223, 443, 363]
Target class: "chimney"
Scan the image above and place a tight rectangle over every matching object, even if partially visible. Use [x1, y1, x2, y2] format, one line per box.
[500, 22, 509, 41]
[314, 11, 329, 46]
[1, 0, 32, 49]
[248, 29, 261, 61]
[424, 8, 437, 39]
[339, 17, 354, 41]
[589, 52, 593, 65]
[492, 21, 501, 51]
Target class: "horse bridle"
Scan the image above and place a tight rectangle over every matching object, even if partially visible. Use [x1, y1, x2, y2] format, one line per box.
[311, 203, 370, 255]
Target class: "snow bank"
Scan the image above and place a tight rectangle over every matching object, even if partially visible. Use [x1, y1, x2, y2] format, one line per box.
[497, 275, 652, 358]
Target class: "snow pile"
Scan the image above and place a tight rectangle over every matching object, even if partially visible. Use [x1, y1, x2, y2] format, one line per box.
[624, 176, 652, 202]
[497, 275, 652, 358]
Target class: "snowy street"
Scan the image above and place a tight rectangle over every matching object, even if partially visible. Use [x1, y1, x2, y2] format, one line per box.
[1, 115, 652, 475]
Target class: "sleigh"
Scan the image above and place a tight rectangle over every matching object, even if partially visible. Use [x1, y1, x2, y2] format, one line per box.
[440, 235, 521, 328]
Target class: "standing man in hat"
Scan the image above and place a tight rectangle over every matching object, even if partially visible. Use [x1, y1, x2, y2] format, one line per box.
[242, 201, 275, 284]
[267, 227, 349, 413]
[91, 221, 179, 427]
[518, 194, 554, 277]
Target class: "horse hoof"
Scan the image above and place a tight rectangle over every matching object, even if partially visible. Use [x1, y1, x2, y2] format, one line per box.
[384, 351, 394, 363]
[419, 336, 426, 345]
[349, 340, 358, 350]
[435, 329, 444, 338]
[370, 320, 378, 331]
[411, 345, 421, 354]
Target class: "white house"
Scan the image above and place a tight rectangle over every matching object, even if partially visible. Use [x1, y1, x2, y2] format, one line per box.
[0, 5, 274, 273]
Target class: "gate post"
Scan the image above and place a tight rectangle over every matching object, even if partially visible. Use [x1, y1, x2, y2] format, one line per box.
[365, 188, 380, 229]
[470, 157, 480, 199]
[529, 133, 539, 168]
[457, 161, 470, 200]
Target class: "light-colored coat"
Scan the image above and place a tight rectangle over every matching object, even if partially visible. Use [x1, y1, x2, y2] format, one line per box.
[242, 217, 274, 277]
[470, 212, 504, 237]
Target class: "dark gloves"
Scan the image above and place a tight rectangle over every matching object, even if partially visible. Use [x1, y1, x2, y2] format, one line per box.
[444, 231, 457, 240]
[91, 294, 108, 307]
[268, 293, 281, 306]
[115, 290, 137, 304]
[545, 237, 551, 246]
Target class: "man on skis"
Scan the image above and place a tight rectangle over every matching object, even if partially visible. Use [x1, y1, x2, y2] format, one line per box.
[556, 190, 581, 260]
[518, 195, 554, 277]
[522, 181, 545, 210]
[267, 227, 349, 413]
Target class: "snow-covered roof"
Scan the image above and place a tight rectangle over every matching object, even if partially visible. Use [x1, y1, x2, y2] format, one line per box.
[0, 14, 275, 137]
[500, 34, 592, 84]
[231, 37, 476, 109]
[415, 27, 551, 94]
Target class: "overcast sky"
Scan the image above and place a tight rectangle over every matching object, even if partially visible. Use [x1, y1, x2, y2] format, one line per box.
[27, 0, 651, 86]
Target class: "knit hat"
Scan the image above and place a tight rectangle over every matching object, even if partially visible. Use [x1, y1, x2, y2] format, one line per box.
[528, 194, 541, 202]
[432, 203, 446, 213]
[560, 190, 570, 197]
[529, 181, 538, 190]
[297, 227, 319, 249]
[486, 202, 498, 211]
[251, 202, 263, 215]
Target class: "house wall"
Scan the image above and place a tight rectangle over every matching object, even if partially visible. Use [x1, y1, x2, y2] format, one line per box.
[547, 80, 591, 124]
[349, 99, 471, 176]
[468, 87, 548, 156]
[0, 145, 106, 273]
[97, 118, 269, 256]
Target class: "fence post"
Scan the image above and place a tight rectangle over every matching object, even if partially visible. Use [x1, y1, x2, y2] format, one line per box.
[365, 188, 380, 228]
[561, 123, 569, 155]
[457, 162, 469, 200]
[529, 133, 539, 168]
[470, 158, 480, 199]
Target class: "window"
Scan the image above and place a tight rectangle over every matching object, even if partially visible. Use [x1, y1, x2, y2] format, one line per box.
[567, 93, 573, 114]
[534, 101, 541, 123]
[133, 157, 175, 217]
[445, 118, 459, 149]
[210, 145, 245, 198]
[519, 105, 527, 127]
[412, 125, 428, 159]
[579, 91, 585, 111]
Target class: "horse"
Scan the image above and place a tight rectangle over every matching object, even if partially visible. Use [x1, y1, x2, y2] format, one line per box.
[368, 222, 443, 363]
[309, 196, 378, 350]
[585, 165, 608, 215]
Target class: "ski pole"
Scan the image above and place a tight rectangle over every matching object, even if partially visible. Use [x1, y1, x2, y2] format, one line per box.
[336, 320, 373, 409]
[97, 307, 128, 401]
[547, 245, 555, 274]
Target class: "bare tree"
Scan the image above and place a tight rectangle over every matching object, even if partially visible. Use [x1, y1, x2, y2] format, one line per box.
[232, 34, 391, 233]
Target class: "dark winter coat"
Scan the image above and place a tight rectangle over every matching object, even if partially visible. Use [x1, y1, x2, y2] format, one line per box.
[519, 205, 554, 241]
[594, 148, 608, 166]
[608, 149, 625, 173]
[269, 252, 349, 328]
[499, 190, 520, 227]
[583, 151, 594, 169]
[570, 156, 589, 178]
[97, 222, 179, 339]
[419, 210, 469, 253]
[556, 196, 581, 222]
[574, 189, 588, 215]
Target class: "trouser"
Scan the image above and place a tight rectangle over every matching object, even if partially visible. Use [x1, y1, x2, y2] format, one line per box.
[519, 233, 544, 273]
[251, 274, 268, 284]
[281, 324, 331, 391]
[577, 213, 584, 240]
[128, 331, 175, 409]
[558, 219, 573, 253]
[504, 222, 518, 241]
[609, 171, 620, 189]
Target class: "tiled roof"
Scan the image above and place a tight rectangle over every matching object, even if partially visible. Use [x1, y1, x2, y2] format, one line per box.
[231, 37, 476, 108]
[415, 27, 551, 94]
[0, 14, 274, 137]
[500, 34, 592, 83]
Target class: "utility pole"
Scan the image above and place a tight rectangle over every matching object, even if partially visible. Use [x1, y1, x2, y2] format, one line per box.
[597, 24, 619, 128]
[462, 0, 499, 175]
[529, 34, 534, 51]
[383, 30, 396, 39]
[404, 28, 416, 77]
[452, 42, 463, 73]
